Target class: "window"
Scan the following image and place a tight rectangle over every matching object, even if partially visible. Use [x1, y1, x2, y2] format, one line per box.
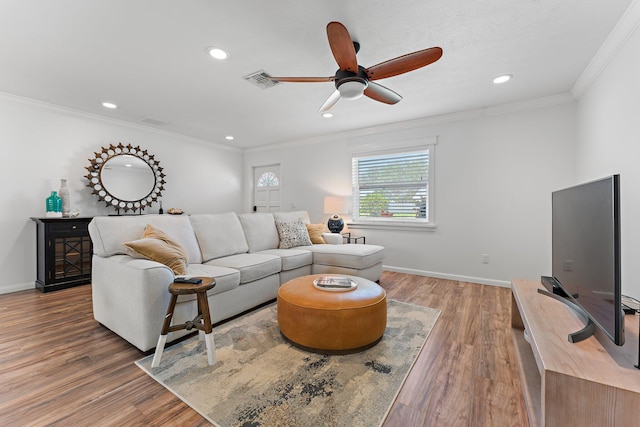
[351, 146, 434, 227]
[257, 171, 279, 187]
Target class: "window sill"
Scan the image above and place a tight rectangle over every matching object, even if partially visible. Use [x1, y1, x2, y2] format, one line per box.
[347, 221, 436, 232]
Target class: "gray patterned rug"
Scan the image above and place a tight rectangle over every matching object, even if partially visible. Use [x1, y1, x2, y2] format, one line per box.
[136, 299, 440, 427]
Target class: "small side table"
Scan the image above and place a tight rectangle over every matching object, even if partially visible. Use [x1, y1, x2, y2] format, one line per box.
[342, 232, 366, 244]
[151, 277, 216, 367]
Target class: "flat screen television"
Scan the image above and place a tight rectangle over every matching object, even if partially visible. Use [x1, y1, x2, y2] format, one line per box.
[549, 174, 624, 346]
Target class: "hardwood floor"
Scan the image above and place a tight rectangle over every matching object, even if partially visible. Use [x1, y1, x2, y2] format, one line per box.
[0, 272, 528, 426]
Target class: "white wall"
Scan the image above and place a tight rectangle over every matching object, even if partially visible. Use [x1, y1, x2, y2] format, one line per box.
[574, 13, 640, 299]
[1, 91, 579, 294]
[0, 94, 243, 294]
[245, 98, 576, 286]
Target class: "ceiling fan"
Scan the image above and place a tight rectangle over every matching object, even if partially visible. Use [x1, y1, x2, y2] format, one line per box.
[269, 21, 443, 113]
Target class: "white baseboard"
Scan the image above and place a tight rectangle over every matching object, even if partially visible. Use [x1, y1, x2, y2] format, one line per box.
[382, 265, 511, 288]
[0, 282, 34, 295]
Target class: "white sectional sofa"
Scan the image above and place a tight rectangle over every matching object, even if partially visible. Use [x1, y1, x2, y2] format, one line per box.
[88, 210, 384, 351]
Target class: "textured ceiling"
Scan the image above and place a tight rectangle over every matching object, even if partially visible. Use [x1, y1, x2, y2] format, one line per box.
[0, 0, 633, 148]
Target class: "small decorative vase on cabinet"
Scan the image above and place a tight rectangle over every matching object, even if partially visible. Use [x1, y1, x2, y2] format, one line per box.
[59, 178, 70, 217]
[45, 191, 62, 218]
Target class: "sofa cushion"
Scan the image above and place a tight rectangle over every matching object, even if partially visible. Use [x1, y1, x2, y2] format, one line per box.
[305, 223, 326, 244]
[89, 215, 202, 264]
[123, 225, 189, 275]
[275, 219, 313, 249]
[189, 213, 249, 262]
[273, 211, 311, 224]
[306, 244, 385, 269]
[205, 253, 281, 284]
[259, 248, 313, 271]
[238, 213, 280, 252]
[182, 264, 240, 296]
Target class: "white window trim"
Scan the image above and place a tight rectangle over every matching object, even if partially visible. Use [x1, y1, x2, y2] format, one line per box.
[347, 221, 436, 232]
[350, 140, 436, 230]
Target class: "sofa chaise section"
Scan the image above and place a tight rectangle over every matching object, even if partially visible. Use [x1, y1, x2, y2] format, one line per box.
[306, 244, 384, 283]
[271, 211, 384, 282]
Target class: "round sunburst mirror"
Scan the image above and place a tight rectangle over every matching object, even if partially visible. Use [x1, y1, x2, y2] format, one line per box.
[85, 143, 166, 213]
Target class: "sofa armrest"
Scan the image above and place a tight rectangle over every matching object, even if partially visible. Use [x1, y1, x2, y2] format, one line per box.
[91, 254, 175, 351]
[322, 232, 343, 245]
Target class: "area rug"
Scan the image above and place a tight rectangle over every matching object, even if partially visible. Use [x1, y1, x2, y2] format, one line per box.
[136, 299, 440, 427]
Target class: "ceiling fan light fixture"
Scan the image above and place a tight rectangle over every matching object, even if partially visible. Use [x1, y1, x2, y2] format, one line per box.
[337, 79, 368, 100]
[269, 22, 442, 111]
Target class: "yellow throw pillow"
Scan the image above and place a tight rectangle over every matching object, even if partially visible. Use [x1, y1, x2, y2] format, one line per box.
[123, 225, 188, 275]
[305, 223, 326, 244]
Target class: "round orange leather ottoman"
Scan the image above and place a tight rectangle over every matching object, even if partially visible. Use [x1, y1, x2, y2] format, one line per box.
[277, 274, 387, 353]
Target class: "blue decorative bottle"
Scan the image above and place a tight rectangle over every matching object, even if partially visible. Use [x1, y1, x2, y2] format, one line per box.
[46, 191, 62, 218]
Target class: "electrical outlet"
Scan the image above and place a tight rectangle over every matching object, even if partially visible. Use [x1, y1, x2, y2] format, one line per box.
[481, 254, 490, 264]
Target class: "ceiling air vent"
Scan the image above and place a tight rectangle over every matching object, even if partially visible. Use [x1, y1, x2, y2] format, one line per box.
[138, 116, 168, 126]
[244, 70, 280, 89]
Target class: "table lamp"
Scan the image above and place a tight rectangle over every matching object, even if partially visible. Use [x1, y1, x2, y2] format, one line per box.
[324, 196, 349, 233]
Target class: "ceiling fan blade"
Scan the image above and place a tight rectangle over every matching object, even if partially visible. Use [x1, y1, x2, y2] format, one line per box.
[364, 82, 403, 105]
[365, 47, 443, 81]
[326, 22, 358, 73]
[318, 90, 341, 113]
[269, 76, 335, 83]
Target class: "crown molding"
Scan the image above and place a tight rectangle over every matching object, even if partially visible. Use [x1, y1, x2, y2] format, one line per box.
[571, 0, 640, 98]
[0, 91, 241, 153]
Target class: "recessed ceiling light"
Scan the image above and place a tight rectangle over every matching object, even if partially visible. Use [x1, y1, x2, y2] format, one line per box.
[101, 102, 117, 109]
[208, 47, 229, 60]
[225, 135, 234, 140]
[322, 113, 333, 118]
[493, 74, 512, 84]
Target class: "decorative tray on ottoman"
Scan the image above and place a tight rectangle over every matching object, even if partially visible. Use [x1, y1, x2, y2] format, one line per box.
[313, 276, 358, 292]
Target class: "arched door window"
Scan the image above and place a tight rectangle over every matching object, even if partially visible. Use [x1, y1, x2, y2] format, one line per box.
[257, 172, 279, 187]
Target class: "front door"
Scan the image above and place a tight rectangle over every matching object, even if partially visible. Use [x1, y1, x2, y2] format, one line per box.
[253, 164, 281, 213]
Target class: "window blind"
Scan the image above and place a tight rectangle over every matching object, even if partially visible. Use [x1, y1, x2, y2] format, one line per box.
[352, 149, 429, 221]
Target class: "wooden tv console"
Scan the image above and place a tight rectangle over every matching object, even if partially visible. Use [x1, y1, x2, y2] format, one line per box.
[511, 279, 640, 427]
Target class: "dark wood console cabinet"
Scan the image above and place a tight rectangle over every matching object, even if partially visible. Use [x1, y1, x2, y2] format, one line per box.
[31, 217, 93, 292]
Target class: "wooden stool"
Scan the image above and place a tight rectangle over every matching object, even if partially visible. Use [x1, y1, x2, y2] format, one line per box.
[151, 277, 216, 367]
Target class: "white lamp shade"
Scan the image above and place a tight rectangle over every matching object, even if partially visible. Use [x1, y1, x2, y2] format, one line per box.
[338, 81, 366, 100]
[324, 196, 350, 214]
